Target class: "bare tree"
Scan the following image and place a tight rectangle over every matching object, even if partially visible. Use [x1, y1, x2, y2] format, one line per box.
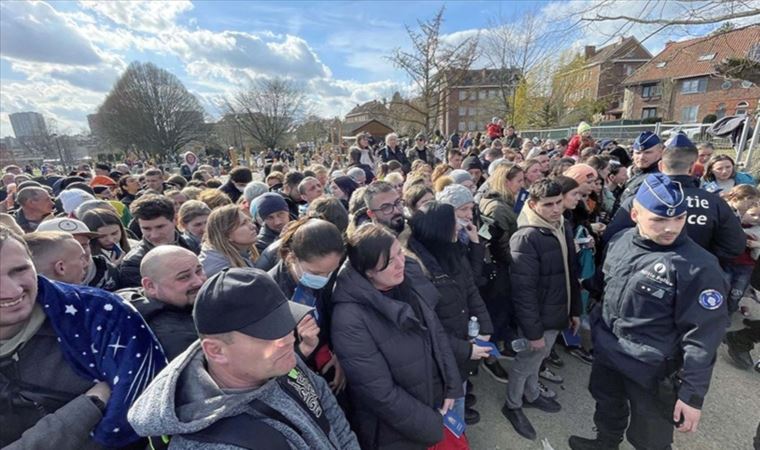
[482, 10, 558, 124]
[388, 6, 480, 133]
[96, 61, 207, 161]
[225, 78, 306, 150]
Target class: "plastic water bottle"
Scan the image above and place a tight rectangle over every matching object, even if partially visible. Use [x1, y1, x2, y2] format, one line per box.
[511, 338, 530, 352]
[467, 316, 480, 342]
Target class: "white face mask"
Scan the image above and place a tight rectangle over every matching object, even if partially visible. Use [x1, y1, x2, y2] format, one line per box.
[235, 184, 247, 193]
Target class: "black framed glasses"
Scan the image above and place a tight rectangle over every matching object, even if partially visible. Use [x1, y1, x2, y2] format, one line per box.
[370, 198, 404, 215]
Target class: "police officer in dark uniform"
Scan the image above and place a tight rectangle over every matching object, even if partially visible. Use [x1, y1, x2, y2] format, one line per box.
[618, 131, 663, 205]
[603, 133, 746, 261]
[569, 173, 729, 450]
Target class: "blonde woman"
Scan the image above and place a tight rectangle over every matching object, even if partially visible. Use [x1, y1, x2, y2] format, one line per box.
[199, 204, 259, 277]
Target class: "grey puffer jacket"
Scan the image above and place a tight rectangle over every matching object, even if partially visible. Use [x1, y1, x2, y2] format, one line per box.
[128, 341, 359, 450]
[199, 247, 255, 278]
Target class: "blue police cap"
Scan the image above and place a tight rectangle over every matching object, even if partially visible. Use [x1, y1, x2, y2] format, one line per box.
[635, 173, 686, 217]
[664, 132, 696, 150]
[632, 131, 661, 152]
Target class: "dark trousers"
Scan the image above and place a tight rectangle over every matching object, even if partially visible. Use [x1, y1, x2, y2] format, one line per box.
[589, 361, 675, 450]
[733, 320, 760, 352]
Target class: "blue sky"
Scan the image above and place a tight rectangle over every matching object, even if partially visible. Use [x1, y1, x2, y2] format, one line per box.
[0, 1, 747, 137]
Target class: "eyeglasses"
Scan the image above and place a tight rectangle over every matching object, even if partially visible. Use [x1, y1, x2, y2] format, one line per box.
[370, 198, 404, 215]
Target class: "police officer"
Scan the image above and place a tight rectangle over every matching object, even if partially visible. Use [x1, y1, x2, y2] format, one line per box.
[603, 133, 746, 261]
[569, 173, 729, 450]
[619, 131, 663, 204]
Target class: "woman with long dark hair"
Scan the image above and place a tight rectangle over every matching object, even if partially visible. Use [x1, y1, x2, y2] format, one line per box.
[80, 208, 133, 264]
[406, 201, 493, 425]
[332, 223, 462, 450]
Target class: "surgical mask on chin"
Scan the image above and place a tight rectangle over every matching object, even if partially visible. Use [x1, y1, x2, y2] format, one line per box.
[235, 184, 246, 193]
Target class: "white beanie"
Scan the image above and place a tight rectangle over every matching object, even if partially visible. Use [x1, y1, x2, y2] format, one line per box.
[58, 189, 95, 215]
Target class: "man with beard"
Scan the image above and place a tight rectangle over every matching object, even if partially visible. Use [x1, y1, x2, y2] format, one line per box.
[117, 246, 207, 360]
[364, 181, 407, 238]
[619, 131, 663, 204]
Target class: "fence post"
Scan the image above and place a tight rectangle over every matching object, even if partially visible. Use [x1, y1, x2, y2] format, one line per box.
[739, 114, 760, 169]
[735, 115, 753, 165]
[654, 122, 661, 136]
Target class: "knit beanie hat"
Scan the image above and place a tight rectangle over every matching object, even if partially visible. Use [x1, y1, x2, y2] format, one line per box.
[90, 175, 117, 188]
[449, 169, 473, 185]
[577, 121, 591, 135]
[251, 193, 289, 221]
[462, 155, 483, 171]
[564, 163, 598, 185]
[58, 189, 96, 215]
[333, 176, 359, 201]
[436, 184, 474, 209]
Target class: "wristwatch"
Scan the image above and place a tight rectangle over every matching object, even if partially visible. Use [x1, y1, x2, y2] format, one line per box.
[87, 395, 107, 413]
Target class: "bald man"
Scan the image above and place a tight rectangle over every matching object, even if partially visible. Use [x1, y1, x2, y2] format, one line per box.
[116, 245, 207, 360]
[14, 187, 54, 233]
[24, 231, 89, 284]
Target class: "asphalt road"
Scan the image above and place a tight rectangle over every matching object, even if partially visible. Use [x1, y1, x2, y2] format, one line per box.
[466, 299, 760, 450]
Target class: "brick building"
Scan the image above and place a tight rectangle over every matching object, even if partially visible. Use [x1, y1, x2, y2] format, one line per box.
[438, 68, 521, 136]
[557, 36, 652, 120]
[622, 25, 760, 123]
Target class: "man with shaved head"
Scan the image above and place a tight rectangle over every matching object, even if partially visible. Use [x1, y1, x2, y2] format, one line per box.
[116, 245, 207, 360]
[24, 231, 89, 285]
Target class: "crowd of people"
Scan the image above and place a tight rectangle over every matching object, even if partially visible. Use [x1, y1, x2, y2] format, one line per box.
[1, 123, 759, 450]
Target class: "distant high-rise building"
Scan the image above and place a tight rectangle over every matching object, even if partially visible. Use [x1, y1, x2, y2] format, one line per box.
[9, 112, 47, 138]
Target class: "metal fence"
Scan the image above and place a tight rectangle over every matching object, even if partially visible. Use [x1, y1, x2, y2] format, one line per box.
[520, 117, 760, 171]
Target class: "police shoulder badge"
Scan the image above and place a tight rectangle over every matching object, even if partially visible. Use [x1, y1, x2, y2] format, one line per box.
[698, 289, 723, 310]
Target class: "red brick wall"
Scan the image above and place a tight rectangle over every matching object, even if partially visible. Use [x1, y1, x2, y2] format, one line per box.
[671, 77, 760, 122]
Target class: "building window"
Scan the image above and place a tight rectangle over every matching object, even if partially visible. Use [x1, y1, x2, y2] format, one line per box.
[736, 101, 749, 115]
[642, 108, 658, 119]
[469, 91, 477, 100]
[624, 64, 634, 76]
[458, 107, 466, 117]
[741, 80, 754, 89]
[478, 90, 487, 100]
[458, 121, 466, 132]
[716, 103, 726, 119]
[468, 121, 477, 131]
[488, 89, 497, 98]
[656, 61, 667, 68]
[458, 90, 467, 101]
[641, 83, 661, 98]
[721, 80, 732, 90]
[468, 107, 476, 116]
[681, 105, 699, 123]
[681, 77, 707, 94]
[698, 53, 716, 61]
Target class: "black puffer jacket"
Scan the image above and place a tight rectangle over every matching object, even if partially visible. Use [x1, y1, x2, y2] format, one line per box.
[255, 224, 280, 254]
[117, 288, 197, 361]
[407, 237, 493, 379]
[118, 232, 200, 287]
[509, 220, 582, 340]
[331, 258, 462, 450]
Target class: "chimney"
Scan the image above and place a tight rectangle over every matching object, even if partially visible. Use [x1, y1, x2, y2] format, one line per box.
[584, 45, 596, 59]
[665, 40, 675, 48]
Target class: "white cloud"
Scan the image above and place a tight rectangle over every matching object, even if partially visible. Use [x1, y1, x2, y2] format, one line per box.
[79, 0, 193, 33]
[0, 1, 102, 65]
[164, 29, 332, 80]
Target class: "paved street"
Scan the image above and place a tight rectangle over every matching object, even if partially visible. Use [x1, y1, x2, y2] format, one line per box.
[467, 300, 760, 450]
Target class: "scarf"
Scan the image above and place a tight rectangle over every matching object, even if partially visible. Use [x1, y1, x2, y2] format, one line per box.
[517, 206, 572, 313]
[36, 276, 167, 447]
[0, 304, 46, 358]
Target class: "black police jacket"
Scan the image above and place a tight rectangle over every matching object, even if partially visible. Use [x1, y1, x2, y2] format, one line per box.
[603, 175, 746, 261]
[118, 231, 200, 288]
[619, 162, 660, 205]
[596, 228, 729, 408]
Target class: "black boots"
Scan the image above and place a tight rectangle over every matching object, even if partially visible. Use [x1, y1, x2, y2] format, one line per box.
[501, 405, 536, 440]
[568, 435, 621, 450]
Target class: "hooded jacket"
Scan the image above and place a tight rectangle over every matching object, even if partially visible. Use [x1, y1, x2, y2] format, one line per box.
[128, 342, 359, 450]
[331, 258, 462, 450]
[509, 207, 581, 340]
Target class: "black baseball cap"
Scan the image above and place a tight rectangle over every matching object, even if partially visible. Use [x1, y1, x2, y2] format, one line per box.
[193, 268, 313, 339]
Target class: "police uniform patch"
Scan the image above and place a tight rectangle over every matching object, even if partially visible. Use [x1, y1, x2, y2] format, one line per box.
[698, 289, 723, 310]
